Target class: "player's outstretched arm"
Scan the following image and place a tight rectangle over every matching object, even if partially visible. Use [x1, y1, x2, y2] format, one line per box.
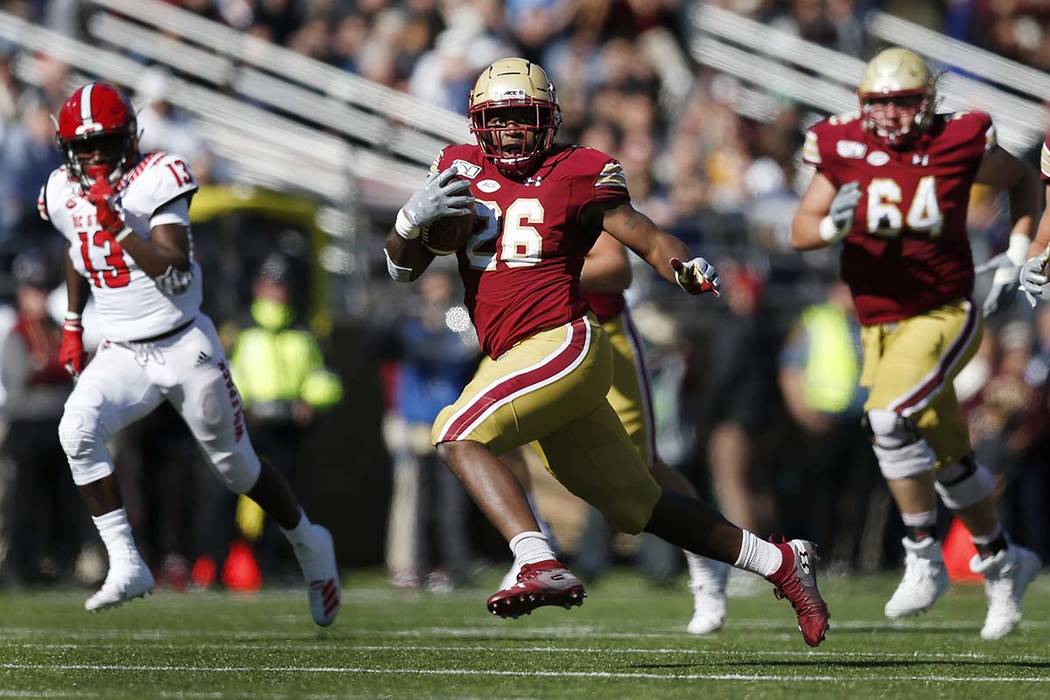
[974, 146, 1039, 314]
[596, 202, 717, 295]
[1018, 184, 1050, 302]
[791, 173, 860, 251]
[975, 146, 1039, 255]
[581, 232, 632, 294]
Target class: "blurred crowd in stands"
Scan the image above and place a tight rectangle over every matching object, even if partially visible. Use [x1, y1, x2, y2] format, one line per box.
[0, 0, 1048, 591]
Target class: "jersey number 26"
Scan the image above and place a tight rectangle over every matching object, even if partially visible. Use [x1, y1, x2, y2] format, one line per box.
[467, 198, 545, 271]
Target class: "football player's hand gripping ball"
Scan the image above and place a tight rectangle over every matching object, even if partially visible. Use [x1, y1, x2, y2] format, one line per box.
[59, 314, 86, 381]
[820, 181, 862, 244]
[399, 166, 475, 235]
[670, 257, 720, 296]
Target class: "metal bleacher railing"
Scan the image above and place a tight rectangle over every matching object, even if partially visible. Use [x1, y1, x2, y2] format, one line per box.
[689, 4, 1047, 155]
[87, 0, 469, 164]
[0, 11, 359, 204]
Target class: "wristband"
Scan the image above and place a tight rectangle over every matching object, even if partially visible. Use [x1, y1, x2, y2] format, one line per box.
[395, 208, 420, 240]
[114, 226, 134, 243]
[818, 216, 844, 244]
[64, 311, 82, 321]
[1006, 232, 1031, 266]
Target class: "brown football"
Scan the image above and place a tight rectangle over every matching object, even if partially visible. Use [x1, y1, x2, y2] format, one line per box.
[422, 203, 477, 256]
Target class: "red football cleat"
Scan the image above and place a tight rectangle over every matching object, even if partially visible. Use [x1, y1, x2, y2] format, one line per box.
[765, 538, 830, 647]
[486, 559, 586, 619]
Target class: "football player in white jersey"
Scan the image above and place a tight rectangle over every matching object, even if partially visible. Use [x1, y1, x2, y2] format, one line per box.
[41, 82, 341, 625]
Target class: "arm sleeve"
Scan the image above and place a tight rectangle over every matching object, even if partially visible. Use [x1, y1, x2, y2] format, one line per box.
[149, 196, 191, 228]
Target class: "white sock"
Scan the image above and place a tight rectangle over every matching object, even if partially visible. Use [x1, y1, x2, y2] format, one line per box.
[686, 552, 727, 594]
[509, 531, 556, 569]
[280, 509, 315, 551]
[92, 508, 138, 565]
[733, 530, 783, 577]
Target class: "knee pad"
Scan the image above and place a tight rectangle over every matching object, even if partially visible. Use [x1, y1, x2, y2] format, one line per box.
[935, 454, 995, 510]
[58, 408, 113, 485]
[204, 443, 261, 494]
[864, 409, 935, 480]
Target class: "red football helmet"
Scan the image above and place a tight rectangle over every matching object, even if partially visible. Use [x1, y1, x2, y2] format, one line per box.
[468, 58, 561, 176]
[55, 82, 139, 187]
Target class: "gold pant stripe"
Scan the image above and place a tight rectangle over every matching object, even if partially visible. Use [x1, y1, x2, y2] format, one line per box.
[619, 308, 657, 465]
[434, 317, 592, 443]
[887, 299, 979, 416]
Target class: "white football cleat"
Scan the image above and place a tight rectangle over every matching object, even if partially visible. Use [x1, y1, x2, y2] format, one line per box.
[293, 524, 341, 627]
[884, 537, 949, 619]
[971, 545, 1041, 640]
[85, 557, 155, 612]
[687, 557, 728, 635]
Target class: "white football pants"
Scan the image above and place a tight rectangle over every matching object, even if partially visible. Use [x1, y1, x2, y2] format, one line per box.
[58, 314, 261, 493]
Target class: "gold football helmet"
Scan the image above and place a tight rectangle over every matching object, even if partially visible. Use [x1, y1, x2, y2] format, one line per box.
[858, 47, 935, 146]
[468, 58, 561, 175]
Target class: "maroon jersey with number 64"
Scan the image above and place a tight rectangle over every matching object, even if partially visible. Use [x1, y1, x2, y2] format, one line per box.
[803, 111, 995, 325]
[433, 143, 630, 358]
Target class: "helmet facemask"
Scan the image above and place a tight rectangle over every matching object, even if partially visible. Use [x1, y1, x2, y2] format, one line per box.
[470, 100, 560, 176]
[857, 48, 937, 150]
[860, 90, 934, 148]
[60, 128, 138, 190]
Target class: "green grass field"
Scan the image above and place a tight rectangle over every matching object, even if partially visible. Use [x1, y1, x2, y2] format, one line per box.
[1, 570, 1048, 698]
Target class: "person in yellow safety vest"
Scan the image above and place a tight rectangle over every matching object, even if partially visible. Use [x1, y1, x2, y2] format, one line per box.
[778, 281, 879, 568]
[229, 253, 343, 578]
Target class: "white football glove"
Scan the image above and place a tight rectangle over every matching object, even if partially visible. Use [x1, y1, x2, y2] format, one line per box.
[819, 181, 862, 244]
[670, 257, 720, 296]
[395, 166, 474, 240]
[1019, 245, 1050, 307]
[977, 233, 1030, 317]
[155, 265, 193, 295]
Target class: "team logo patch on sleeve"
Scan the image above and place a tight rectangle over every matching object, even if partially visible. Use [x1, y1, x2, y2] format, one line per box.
[595, 161, 627, 189]
[1041, 142, 1050, 179]
[803, 131, 821, 165]
[985, 124, 997, 152]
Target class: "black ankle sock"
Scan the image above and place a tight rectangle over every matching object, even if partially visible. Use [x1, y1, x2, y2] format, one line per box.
[976, 534, 1008, 559]
[905, 526, 937, 543]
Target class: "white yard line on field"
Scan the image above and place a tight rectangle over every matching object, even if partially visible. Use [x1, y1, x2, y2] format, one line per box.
[1, 663, 1048, 684]
[4, 642, 1049, 665]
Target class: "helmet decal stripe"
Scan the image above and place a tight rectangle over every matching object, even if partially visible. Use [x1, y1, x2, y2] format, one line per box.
[79, 83, 95, 127]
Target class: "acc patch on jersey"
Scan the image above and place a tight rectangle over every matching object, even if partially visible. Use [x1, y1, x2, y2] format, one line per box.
[836, 140, 867, 159]
[452, 159, 482, 179]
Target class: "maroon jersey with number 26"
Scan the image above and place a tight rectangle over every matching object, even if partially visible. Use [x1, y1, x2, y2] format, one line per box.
[803, 111, 995, 325]
[433, 143, 630, 358]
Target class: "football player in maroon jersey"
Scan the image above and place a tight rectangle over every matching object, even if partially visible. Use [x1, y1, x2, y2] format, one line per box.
[386, 58, 830, 647]
[791, 48, 1041, 640]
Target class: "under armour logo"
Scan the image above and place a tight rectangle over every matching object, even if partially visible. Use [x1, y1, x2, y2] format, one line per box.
[798, 550, 811, 576]
[549, 573, 566, 581]
[194, 351, 212, 367]
[524, 175, 544, 187]
[912, 154, 929, 166]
